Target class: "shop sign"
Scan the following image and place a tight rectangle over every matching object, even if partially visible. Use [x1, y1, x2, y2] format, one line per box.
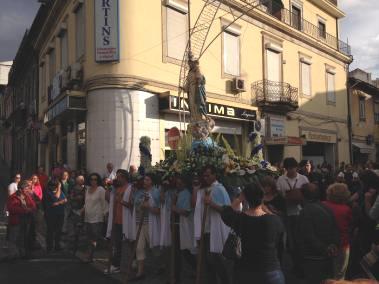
[95, 0, 120, 62]
[265, 136, 305, 145]
[269, 116, 285, 137]
[161, 96, 257, 121]
[302, 131, 337, 143]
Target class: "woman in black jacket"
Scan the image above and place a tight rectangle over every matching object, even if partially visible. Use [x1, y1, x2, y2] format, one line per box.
[221, 183, 285, 284]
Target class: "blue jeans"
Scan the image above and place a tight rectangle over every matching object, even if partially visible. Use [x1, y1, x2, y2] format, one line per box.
[234, 268, 285, 284]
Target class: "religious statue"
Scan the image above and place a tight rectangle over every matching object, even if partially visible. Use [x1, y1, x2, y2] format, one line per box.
[184, 57, 215, 142]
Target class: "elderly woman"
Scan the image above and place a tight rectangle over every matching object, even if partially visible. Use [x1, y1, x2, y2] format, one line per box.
[323, 183, 352, 280]
[221, 183, 285, 284]
[6, 180, 37, 258]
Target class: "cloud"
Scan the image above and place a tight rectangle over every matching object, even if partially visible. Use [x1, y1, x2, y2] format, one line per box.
[0, 0, 40, 62]
[340, 0, 379, 78]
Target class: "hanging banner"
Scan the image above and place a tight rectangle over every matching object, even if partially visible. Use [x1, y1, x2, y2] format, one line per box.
[94, 0, 120, 62]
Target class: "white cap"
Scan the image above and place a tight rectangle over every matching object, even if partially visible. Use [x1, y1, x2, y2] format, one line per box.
[337, 172, 345, 178]
[353, 172, 359, 179]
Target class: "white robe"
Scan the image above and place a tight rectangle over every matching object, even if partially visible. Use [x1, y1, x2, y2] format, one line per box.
[194, 186, 230, 254]
[106, 188, 115, 239]
[160, 200, 172, 247]
[180, 213, 194, 250]
[131, 192, 161, 248]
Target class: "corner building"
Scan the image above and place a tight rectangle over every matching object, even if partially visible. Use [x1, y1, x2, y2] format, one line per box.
[35, 0, 352, 173]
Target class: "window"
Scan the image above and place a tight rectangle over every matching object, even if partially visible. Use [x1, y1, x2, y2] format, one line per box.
[291, 5, 301, 30]
[75, 3, 85, 60]
[223, 30, 240, 76]
[359, 96, 366, 121]
[40, 63, 46, 102]
[300, 61, 311, 96]
[374, 102, 379, 123]
[266, 49, 282, 82]
[166, 5, 188, 61]
[60, 29, 68, 70]
[318, 21, 326, 39]
[326, 71, 336, 104]
[49, 48, 56, 83]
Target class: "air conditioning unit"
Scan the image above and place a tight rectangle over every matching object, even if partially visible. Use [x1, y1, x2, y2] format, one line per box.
[232, 77, 246, 92]
[69, 62, 83, 83]
[61, 68, 70, 91]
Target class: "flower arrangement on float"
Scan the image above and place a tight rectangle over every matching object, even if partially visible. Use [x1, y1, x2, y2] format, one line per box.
[149, 127, 278, 189]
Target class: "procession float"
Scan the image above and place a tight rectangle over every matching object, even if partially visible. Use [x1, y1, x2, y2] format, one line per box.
[139, 0, 278, 190]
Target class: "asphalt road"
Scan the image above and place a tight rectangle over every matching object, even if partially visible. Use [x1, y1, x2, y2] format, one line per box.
[0, 254, 120, 284]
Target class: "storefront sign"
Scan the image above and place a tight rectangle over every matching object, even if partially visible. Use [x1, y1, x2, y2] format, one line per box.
[265, 136, 305, 145]
[160, 96, 257, 121]
[269, 116, 285, 137]
[302, 130, 337, 144]
[95, 0, 120, 62]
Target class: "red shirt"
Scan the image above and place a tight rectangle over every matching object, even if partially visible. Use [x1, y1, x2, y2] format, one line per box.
[37, 173, 49, 190]
[323, 200, 352, 249]
[6, 193, 36, 226]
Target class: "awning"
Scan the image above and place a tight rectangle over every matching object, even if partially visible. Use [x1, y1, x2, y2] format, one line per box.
[352, 142, 376, 154]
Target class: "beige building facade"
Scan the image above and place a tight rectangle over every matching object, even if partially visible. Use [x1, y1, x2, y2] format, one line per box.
[34, 0, 352, 173]
[349, 69, 379, 164]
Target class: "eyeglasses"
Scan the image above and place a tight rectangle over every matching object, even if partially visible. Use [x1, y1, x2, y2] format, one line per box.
[90, 178, 98, 181]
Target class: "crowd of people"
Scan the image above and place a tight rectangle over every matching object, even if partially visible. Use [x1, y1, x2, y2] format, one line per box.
[3, 159, 379, 284]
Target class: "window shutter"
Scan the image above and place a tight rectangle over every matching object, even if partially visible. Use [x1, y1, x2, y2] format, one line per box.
[327, 72, 335, 102]
[266, 49, 281, 82]
[167, 8, 187, 60]
[301, 62, 311, 96]
[223, 31, 240, 76]
[61, 31, 68, 69]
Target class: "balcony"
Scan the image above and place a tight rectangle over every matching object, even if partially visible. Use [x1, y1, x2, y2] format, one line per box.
[254, 0, 351, 56]
[252, 79, 299, 114]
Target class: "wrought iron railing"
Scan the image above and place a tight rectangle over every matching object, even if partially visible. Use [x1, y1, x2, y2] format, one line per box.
[252, 79, 299, 111]
[256, 0, 351, 56]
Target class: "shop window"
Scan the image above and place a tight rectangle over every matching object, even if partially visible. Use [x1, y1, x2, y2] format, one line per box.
[75, 3, 85, 60]
[223, 29, 240, 76]
[326, 71, 336, 104]
[165, 1, 188, 61]
[359, 96, 366, 121]
[374, 102, 379, 124]
[318, 21, 326, 39]
[300, 61, 311, 96]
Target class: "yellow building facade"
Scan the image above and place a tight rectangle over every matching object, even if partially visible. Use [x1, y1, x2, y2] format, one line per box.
[34, 0, 352, 173]
[349, 69, 379, 164]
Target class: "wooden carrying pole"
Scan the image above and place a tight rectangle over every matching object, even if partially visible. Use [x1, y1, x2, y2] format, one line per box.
[107, 191, 118, 273]
[195, 189, 210, 284]
[170, 194, 178, 284]
[125, 196, 148, 284]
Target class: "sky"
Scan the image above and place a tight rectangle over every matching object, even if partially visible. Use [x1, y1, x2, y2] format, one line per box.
[0, 0, 378, 78]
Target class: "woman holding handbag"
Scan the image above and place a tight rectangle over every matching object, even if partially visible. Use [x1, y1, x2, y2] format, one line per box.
[221, 183, 285, 284]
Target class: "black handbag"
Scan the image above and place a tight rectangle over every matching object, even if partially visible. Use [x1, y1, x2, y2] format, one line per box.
[222, 229, 241, 260]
